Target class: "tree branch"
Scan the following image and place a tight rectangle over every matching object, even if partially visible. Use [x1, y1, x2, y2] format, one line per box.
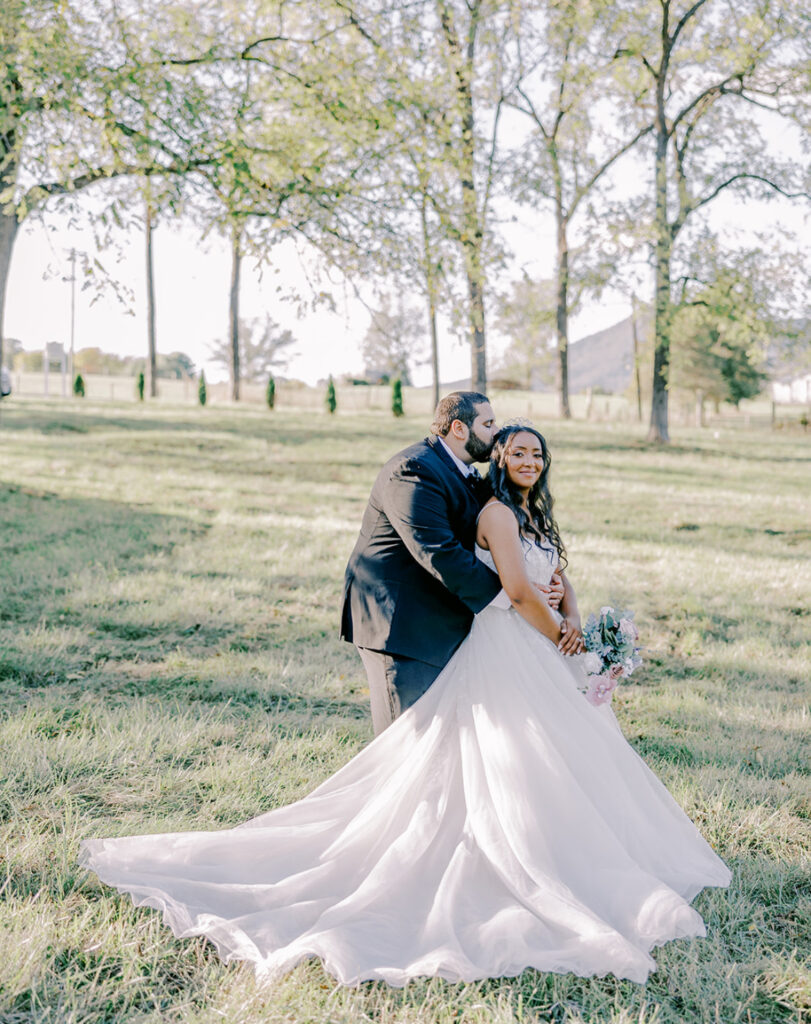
[571, 125, 653, 213]
[672, 172, 811, 238]
[670, 0, 709, 48]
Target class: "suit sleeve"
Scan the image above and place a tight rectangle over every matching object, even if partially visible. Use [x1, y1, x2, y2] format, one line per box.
[382, 458, 502, 614]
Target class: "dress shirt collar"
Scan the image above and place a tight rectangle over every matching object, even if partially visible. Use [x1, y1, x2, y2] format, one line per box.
[437, 436, 475, 478]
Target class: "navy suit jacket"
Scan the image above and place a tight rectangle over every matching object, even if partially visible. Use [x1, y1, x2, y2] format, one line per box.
[340, 435, 502, 668]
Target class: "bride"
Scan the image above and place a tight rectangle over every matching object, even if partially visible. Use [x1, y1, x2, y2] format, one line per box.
[80, 424, 731, 986]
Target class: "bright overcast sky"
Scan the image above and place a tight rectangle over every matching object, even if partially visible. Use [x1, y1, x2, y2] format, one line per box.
[5, 135, 807, 387]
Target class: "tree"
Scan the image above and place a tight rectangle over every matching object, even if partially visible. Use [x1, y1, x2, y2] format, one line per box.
[0, 0, 218, 379]
[161, 352, 196, 379]
[266, 374, 276, 410]
[209, 314, 295, 386]
[614, 0, 809, 442]
[325, 375, 337, 414]
[136, 371, 145, 400]
[508, 0, 652, 417]
[72, 373, 85, 397]
[310, 1, 516, 393]
[493, 276, 556, 389]
[391, 377, 404, 417]
[1, 337, 23, 369]
[197, 369, 207, 406]
[361, 300, 422, 385]
[670, 243, 796, 422]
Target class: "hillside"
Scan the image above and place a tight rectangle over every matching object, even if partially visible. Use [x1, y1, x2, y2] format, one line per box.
[567, 312, 652, 395]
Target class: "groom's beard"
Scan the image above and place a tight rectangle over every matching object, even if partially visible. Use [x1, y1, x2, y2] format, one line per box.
[465, 432, 494, 463]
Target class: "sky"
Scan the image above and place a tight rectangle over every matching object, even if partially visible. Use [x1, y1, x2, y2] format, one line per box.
[4, 143, 807, 388]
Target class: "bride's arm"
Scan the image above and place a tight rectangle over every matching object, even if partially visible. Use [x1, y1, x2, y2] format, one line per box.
[477, 504, 562, 644]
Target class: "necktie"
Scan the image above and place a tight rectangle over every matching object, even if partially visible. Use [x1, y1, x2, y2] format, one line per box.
[464, 466, 483, 495]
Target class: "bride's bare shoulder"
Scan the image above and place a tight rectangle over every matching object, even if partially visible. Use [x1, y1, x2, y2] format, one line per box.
[478, 498, 513, 519]
[476, 501, 518, 549]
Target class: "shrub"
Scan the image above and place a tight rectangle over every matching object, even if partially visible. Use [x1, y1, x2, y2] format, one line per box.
[266, 375, 276, 410]
[391, 377, 404, 417]
[73, 374, 85, 397]
[136, 371, 145, 401]
[198, 370, 207, 406]
[325, 375, 336, 414]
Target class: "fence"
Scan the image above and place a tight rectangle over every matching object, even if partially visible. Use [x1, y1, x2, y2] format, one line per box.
[5, 371, 808, 428]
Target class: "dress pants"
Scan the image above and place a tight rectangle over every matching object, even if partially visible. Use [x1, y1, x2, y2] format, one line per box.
[356, 647, 443, 735]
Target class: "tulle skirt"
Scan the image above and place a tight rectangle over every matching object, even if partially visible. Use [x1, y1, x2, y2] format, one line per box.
[80, 606, 731, 985]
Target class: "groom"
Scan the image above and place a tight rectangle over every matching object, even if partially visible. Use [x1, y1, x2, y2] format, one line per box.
[341, 391, 562, 734]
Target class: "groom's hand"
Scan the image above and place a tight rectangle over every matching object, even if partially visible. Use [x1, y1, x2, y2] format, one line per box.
[535, 572, 564, 610]
[558, 615, 584, 656]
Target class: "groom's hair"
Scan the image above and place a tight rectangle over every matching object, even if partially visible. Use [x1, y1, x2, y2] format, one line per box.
[431, 391, 490, 436]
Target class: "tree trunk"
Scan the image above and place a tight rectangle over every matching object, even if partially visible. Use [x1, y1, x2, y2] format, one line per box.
[647, 83, 672, 444]
[420, 192, 441, 409]
[145, 203, 158, 398]
[468, 270, 486, 392]
[229, 232, 241, 402]
[0, 209, 19, 382]
[429, 294, 440, 409]
[555, 205, 570, 419]
[441, 1, 487, 392]
[695, 389, 705, 428]
[460, 112, 487, 391]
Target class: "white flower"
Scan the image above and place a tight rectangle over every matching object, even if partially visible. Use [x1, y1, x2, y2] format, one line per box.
[583, 651, 603, 675]
[600, 606, 613, 618]
[619, 617, 639, 641]
[623, 657, 637, 676]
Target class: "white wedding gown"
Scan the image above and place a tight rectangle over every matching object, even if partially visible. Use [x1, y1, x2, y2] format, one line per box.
[80, 541, 731, 986]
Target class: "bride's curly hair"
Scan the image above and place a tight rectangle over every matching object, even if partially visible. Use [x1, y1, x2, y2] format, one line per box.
[485, 423, 567, 570]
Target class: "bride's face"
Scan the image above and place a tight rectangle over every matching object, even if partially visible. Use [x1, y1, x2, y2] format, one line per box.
[505, 431, 545, 491]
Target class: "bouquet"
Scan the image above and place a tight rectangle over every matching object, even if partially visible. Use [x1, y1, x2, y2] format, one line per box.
[578, 607, 642, 706]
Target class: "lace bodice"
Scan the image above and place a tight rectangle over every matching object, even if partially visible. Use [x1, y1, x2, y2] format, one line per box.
[475, 538, 558, 588]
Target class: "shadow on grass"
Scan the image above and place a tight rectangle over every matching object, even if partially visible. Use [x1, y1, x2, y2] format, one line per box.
[0, 483, 348, 699]
[112, 671, 369, 720]
[0, 487, 214, 687]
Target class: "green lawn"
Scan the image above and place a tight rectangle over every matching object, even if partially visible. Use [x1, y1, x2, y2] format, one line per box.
[0, 398, 808, 1024]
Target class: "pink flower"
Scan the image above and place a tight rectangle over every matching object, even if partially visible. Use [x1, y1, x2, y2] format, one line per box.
[619, 617, 639, 641]
[608, 663, 624, 681]
[585, 673, 617, 706]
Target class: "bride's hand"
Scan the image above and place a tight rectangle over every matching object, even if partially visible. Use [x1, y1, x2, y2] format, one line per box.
[558, 615, 584, 656]
[536, 572, 565, 610]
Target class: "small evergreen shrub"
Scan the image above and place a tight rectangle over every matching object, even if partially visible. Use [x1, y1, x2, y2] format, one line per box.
[266, 374, 276, 410]
[325, 375, 336, 414]
[73, 374, 85, 397]
[136, 372, 145, 401]
[198, 370, 207, 406]
[391, 377, 404, 417]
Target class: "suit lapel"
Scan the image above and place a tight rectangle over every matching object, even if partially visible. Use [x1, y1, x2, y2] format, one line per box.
[425, 434, 466, 481]
[424, 435, 483, 510]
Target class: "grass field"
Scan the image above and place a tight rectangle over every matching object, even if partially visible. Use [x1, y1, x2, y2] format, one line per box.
[0, 397, 808, 1024]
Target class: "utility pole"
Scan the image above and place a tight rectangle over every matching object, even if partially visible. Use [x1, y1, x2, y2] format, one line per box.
[145, 199, 158, 397]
